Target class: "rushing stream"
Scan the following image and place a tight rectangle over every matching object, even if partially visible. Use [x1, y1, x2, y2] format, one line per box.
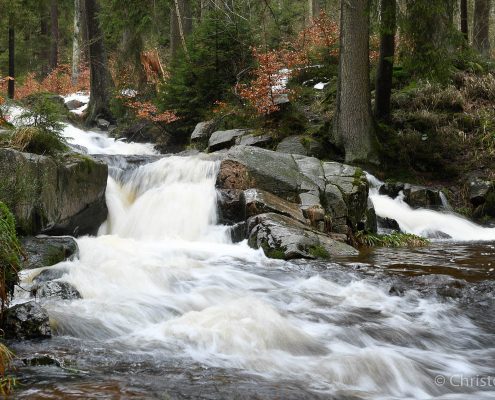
[7, 110, 495, 399]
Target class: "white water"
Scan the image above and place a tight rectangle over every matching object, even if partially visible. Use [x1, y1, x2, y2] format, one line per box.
[367, 174, 495, 241]
[11, 114, 495, 398]
[2, 98, 156, 155]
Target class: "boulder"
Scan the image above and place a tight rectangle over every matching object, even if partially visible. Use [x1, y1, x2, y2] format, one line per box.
[276, 136, 307, 156]
[65, 99, 85, 111]
[96, 118, 110, 131]
[208, 129, 250, 152]
[469, 178, 494, 207]
[191, 120, 216, 150]
[237, 133, 273, 148]
[322, 162, 369, 231]
[229, 222, 247, 243]
[32, 281, 81, 300]
[213, 146, 370, 235]
[4, 301, 51, 340]
[33, 267, 70, 283]
[377, 216, 401, 233]
[403, 185, 445, 209]
[0, 149, 108, 236]
[247, 213, 358, 260]
[217, 189, 245, 225]
[379, 181, 445, 210]
[21, 236, 78, 270]
[244, 188, 307, 225]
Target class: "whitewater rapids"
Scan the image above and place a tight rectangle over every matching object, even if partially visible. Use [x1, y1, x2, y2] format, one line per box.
[8, 104, 494, 398]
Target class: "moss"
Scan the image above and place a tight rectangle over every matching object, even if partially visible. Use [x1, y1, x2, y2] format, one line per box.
[0, 202, 21, 311]
[71, 154, 95, 173]
[308, 244, 330, 259]
[261, 242, 286, 260]
[356, 231, 429, 248]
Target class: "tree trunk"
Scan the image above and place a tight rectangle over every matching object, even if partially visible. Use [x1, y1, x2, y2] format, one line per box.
[84, 0, 114, 124]
[460, 0, 469, 40]
[8, 23, 15, 99]
[40, 2, 50, 76]
[309, 0, 321, 19]
[50, 0, 59, 71]
[72, 0, 82, 85]
[473, 0, 491, 56]
[374, 0, 396, 120]
[170, 0, 192, 56]
[333, 0, 378, 164]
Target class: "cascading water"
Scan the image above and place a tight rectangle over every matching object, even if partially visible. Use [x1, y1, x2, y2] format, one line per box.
[367, 174, 495, 241]
[11, 112, 495, 398]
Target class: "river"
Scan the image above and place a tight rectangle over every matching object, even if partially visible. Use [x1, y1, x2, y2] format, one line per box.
[8, 114, 495, 399]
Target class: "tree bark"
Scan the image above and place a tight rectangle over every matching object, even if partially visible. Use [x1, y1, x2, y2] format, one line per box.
[84, 0, 115, 124]
[40, 2, 50, 76]
[460, 0, 469, 40]
[170, 0, 192, 56]
[309, 0, 321, 19]
[333, 0, 378, 164]
[72, 0, 82, 85]
[374, 0, 396, 120]
[473, 0, 491, 56]
[8, 23, 15, 99]
[50, 0, 59, 71]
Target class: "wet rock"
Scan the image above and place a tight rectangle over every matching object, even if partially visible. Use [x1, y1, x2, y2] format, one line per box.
[21, 236, 78, 270]
[247, 213, 358, 260]
[378, 182, 405, 198]
[4, 301, 51, 340]
[23, 355, 62, 367]
[190, 120, 216, 150]
[65, 99, 85, 111]
[244, 188, 307, 225]
[229, 222, 247, 243]
[32, 281, 81, 300]
[33, 267, 70, 283]
[276, 136, 307, 156]
[403, 185, 445, 209]
[0, 149, 108, 236]
[96, 118, 110, 131]
[362, 199, 377, 233]
[208, 129, 250, 152]
[217, 189, 245, 225]
[323, 162, 369, 231]
[377, 216, 401, 233]
[469, 178, 493, 207]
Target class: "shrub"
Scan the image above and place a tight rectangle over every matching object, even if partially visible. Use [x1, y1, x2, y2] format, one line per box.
[18, 93, 66, 135]
[10, 127, 67, 156]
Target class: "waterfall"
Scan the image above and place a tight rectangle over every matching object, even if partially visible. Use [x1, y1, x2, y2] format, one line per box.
[11, 111, 495, 398]
[367, 174, 495, 241]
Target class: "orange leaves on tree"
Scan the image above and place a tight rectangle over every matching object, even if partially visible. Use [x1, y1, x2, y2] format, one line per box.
[125, 99, 179, 124]
[12, 65, 90, 100]
[237, 12, 339, 115]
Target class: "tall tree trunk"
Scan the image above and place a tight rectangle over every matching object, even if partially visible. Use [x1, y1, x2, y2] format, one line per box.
[50, 0, 59, 71]
[84, 0, 114, 124]
[473, 0, 491, 56]
[72, 0, 82, 85]
[40, 2, 50, 76]
[170, 0, 192, 56]
[333, 0, 378, 164]
[374, 0, 396, 120]
[309, 0, 321, 19]
[8, 22, 15, 99]
[460, 0, 469, 40]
